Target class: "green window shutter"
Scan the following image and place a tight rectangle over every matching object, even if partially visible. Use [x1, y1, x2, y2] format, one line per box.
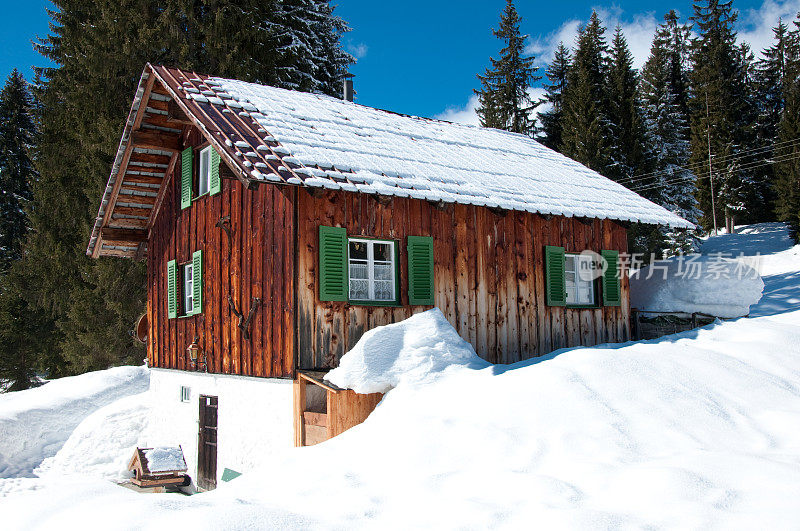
[192, 250, 203, 315]
[209, 148, 221, 196]
[601, 249, 621, 307]
[407, 236, 434, 305]
[319, 225, 348, 301]
[545, 245, 566, 307]
[167, 260, 177, 318]
[181, 147, 192, 210]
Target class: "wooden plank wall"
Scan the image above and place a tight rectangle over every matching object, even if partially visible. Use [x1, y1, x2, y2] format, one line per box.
[297, 190, 630, 369]
[147, 128, 295, 378]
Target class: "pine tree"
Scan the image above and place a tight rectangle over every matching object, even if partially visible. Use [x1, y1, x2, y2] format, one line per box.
[307, 0, 356, 97]
[475, 0, 541, 135]
[0, 70, 36, 274]
[640, 11, 699, 255]
[0, 71, 46, 392]
[538, 42, 571, 150]
[738, 41, 770, 221]
[0, 267, 55, 391]
[264, 0, 354, 95]
[606, 26, 650, 186]
[24, 0, 353, 375]
[774, 14, 800, 237]
[123, 0, 353, 96]
[755, 21, 789, 155]
[560, 11, 610, 172]
[689, 0, 757, 233]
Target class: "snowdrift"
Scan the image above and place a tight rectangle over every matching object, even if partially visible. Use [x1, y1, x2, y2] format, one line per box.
[700, 223, 800, 317]
[35, 392, 150, 481]
[325, 308, 489, 393]
[630, 255, 764, 317]
[0, 366, 149, 479]
[4, 312, 800, 529]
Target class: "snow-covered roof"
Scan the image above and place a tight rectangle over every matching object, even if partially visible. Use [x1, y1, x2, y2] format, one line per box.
[87, 65, 692, 257]
[133, 446, 187, 475]
[208, 76, 692, 228]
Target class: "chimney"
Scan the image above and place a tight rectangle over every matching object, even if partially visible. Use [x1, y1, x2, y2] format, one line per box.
[343, 79, 354, 102]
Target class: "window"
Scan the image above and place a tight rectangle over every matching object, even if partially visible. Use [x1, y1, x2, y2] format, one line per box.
[181, 145, 219, 210]
[545, 245, 620, 308]
[198, 145, 212, 196]
[183, 262, 194, 314]
[565, 254, 596, 306]
[348, 238, 396, 302]
[167, 250, 202, 318]
[180, 385, 191, 402]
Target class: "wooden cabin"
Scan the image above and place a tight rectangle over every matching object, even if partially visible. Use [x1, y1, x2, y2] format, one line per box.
[87, 64, 691, 490]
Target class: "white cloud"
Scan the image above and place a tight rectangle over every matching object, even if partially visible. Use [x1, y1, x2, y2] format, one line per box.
[528, 19, 582, 65]
[435, 94, 480, 125]
[598, 9, 661, 69]
[527, 8, 659, 69]
[434, 88, 549, 127]
[739, 0, 800, 56]
[347, 42, 368, 60]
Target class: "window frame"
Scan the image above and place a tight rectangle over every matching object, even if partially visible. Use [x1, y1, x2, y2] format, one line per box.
[183, 261, 194, 315]
[564, 253, 599, 308]
[180, 385, 191, 402]
[346, 237, 401, 306]
[196, 144, 213, 199]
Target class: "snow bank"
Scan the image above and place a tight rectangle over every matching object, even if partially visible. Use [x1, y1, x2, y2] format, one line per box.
[5, 223, 800, 529]
[700, 222, 800, 317]
[144, 447, 187, 473]
[4, 312, 800, 529]
[35, 393, 149, 481]
[0, 366, 149, 478]
[325, 308, 490, 394]
[630, 255, 764, 317]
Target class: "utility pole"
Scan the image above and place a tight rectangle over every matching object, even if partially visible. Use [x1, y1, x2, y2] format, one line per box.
[706, 92, 718, 236]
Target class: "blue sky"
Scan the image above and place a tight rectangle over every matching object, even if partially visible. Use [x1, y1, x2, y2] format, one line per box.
[2, 0, 799, 122]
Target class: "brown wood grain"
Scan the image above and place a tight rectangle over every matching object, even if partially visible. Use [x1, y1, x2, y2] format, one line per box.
[293, 190, 631, 369]
[281, 187, 296, 377]
[146, 127, 295, 378]
[327, 390, 384, 438]
[147, 170, 630, 377]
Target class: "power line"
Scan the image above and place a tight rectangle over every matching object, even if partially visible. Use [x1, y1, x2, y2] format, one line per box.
[613, 136, 800, 187]
[616, 136, 800, 186]
[629, 151, 800, 194]
[626, 150, 800, 194]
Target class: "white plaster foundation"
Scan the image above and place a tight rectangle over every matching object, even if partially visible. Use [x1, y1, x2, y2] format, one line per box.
[146, 369, 293, 489]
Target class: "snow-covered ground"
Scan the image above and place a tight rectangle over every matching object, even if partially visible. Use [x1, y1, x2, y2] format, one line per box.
[701, 222, 800, 317]
[0, 366, 149, 479]
[1, 223, 799, 530]
[34, 392, 150, 481]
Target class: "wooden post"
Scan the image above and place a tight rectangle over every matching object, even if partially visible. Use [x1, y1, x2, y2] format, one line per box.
[293, 379, 306, 447]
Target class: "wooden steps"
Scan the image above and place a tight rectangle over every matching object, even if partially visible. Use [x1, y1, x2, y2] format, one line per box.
[293, 370, 384, 447]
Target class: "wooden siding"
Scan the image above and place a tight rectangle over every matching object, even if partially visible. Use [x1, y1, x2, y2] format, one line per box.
[297, 190, 630, 369]
[146, 128, 295, 378]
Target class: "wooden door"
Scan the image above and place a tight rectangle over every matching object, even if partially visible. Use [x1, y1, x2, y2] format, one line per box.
[198, 395, 218, 490]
